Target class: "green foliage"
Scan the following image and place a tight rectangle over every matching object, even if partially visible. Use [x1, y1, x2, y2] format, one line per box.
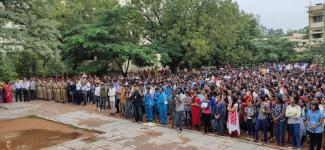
[1, 0, 64, 77]
[62, 6, 155, 76]
[252, 38, 296, 63]
[0, 57, 18, 82]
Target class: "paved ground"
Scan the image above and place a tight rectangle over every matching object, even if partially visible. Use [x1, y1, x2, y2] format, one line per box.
[0, 101, 283, 150]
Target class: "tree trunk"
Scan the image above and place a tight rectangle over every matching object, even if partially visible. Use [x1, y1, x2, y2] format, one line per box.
[113, 58, 127, 77]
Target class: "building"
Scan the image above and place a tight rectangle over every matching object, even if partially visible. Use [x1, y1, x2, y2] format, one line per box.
[308, 3, 325, 47]
[287, 33, 309, 52]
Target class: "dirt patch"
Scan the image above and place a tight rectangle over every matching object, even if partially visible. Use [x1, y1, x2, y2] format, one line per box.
[0, 117, 96, 150]
[78, 118, 113, 127]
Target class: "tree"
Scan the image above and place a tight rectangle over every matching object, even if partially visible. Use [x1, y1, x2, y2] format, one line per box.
[1, 0, 65, 77]
[252, 38, 296, 63]
[132, 0, 258, 72]
[63, 6, 156, 76]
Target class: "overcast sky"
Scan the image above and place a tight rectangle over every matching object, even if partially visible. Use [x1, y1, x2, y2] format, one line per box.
[234, 0, 325, 31]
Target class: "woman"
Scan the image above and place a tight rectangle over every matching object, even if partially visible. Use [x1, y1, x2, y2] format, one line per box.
[227, 95, 240, 137]
[255, 96, 269, 142]
[4, 82, 13, 103]
[285, 97, 302, 149]
[245, 101, 255, 141]
[306, 103, 323, 150]
[201, 94, 212, 133]
[214, 95, 226, 135]
[272, 96, 286, 146]
[191, 91, 201, 131]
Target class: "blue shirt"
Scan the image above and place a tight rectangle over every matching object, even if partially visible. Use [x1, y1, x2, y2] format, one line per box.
[144, 92, 154, 106]
[157, 92, 167, 104]
[198, 94, 205, 103]
[307, 110, 324, 133]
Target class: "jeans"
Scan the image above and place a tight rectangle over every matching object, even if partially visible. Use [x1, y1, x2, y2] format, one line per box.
[216, 116, 225, 135]
[309, 132, 323, 150]
[134, 104, 143, 122]
[30, 90, 35, 100]
[289, 123, 301, 148]
[81, 91, 87, 106]
[153, 103, 159, 120]
[185, 110, 192, 127]
[255, 119, 267, 142]
[95, 96, 100, 108]
[158, 103, 168, 124]
[125, 100, 133, 118]
[176, 111, 184, 131]
[145, 105, 153, 122]
[274, 121, 286, 145]
[247, 119, 254, 137]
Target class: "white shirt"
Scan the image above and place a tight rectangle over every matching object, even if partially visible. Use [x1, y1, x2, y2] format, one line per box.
[95, 86, 101, 96]
[81, 85, 88, 91]
[15, 82, 22, 89]
[108, 87, 116, 97]
[76, 82, 81, 90]
[22, 81, 29, 89]
[285, 105, 302, 124]
[29, 80, 36, 90]
[86, 82, 91, 91]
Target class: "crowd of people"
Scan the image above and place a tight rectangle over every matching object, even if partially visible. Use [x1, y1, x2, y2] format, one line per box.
[0, 63, 324, 150]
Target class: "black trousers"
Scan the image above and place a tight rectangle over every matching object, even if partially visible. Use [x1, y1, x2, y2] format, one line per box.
[134, 104, 143, 122]
[81, 91, 87, 106]
[23, 89, 29, 102]
[309, 132, 323, 150]
[115, 98, 120, 113]
[15, 89, 23, 102]
[202, 113, 211, 133]
[30, 90, 35, 100]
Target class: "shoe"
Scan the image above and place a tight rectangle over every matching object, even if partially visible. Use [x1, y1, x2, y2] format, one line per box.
[246, 137, 250, 141]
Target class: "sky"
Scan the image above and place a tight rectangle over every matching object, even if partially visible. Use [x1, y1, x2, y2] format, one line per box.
[234, 0, 325, 31]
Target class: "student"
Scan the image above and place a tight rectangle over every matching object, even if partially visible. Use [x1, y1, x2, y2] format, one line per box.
[245, 101, 255, 141]
[144, 86, 154, 122]
[285, 97, 302, 149]
[227, 96, 240, 137]
[272, 97, 286, 146]
[306, 103, 323, 150]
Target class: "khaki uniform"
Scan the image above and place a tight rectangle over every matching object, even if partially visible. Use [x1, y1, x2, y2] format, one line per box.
[36, 81, 42, 99]
[52, 82, 60, 101]
[60, 82, 67, 103]
[46, 82, 53, 100]
[41, 81, 46, 100]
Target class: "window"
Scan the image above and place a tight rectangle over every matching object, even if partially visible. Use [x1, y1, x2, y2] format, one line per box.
[313, 15, 323, 22]
[312, 33, 322, 39]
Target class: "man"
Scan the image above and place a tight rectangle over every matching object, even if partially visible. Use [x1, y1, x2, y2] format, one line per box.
[29, 78, 36, 100]
[94, 83, 101, 111]
[46, 80, 53, 101]
[175, 89, 186, 132]
[22, 78, 30, 102]
[100, 82, 108, 111]
[108, 84, 116, 114]
[144, 86, 154, 122]
[132, 84, 143, 123]
[157, 88, 168, 125]
[52, 81, 59, 101]
[15, 80, 23, 102]
[119, 85, 126, 116]
[76, 80, 81, 105]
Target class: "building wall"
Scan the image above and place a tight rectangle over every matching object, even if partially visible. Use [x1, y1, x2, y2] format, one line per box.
[308, 4, 325, 46]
